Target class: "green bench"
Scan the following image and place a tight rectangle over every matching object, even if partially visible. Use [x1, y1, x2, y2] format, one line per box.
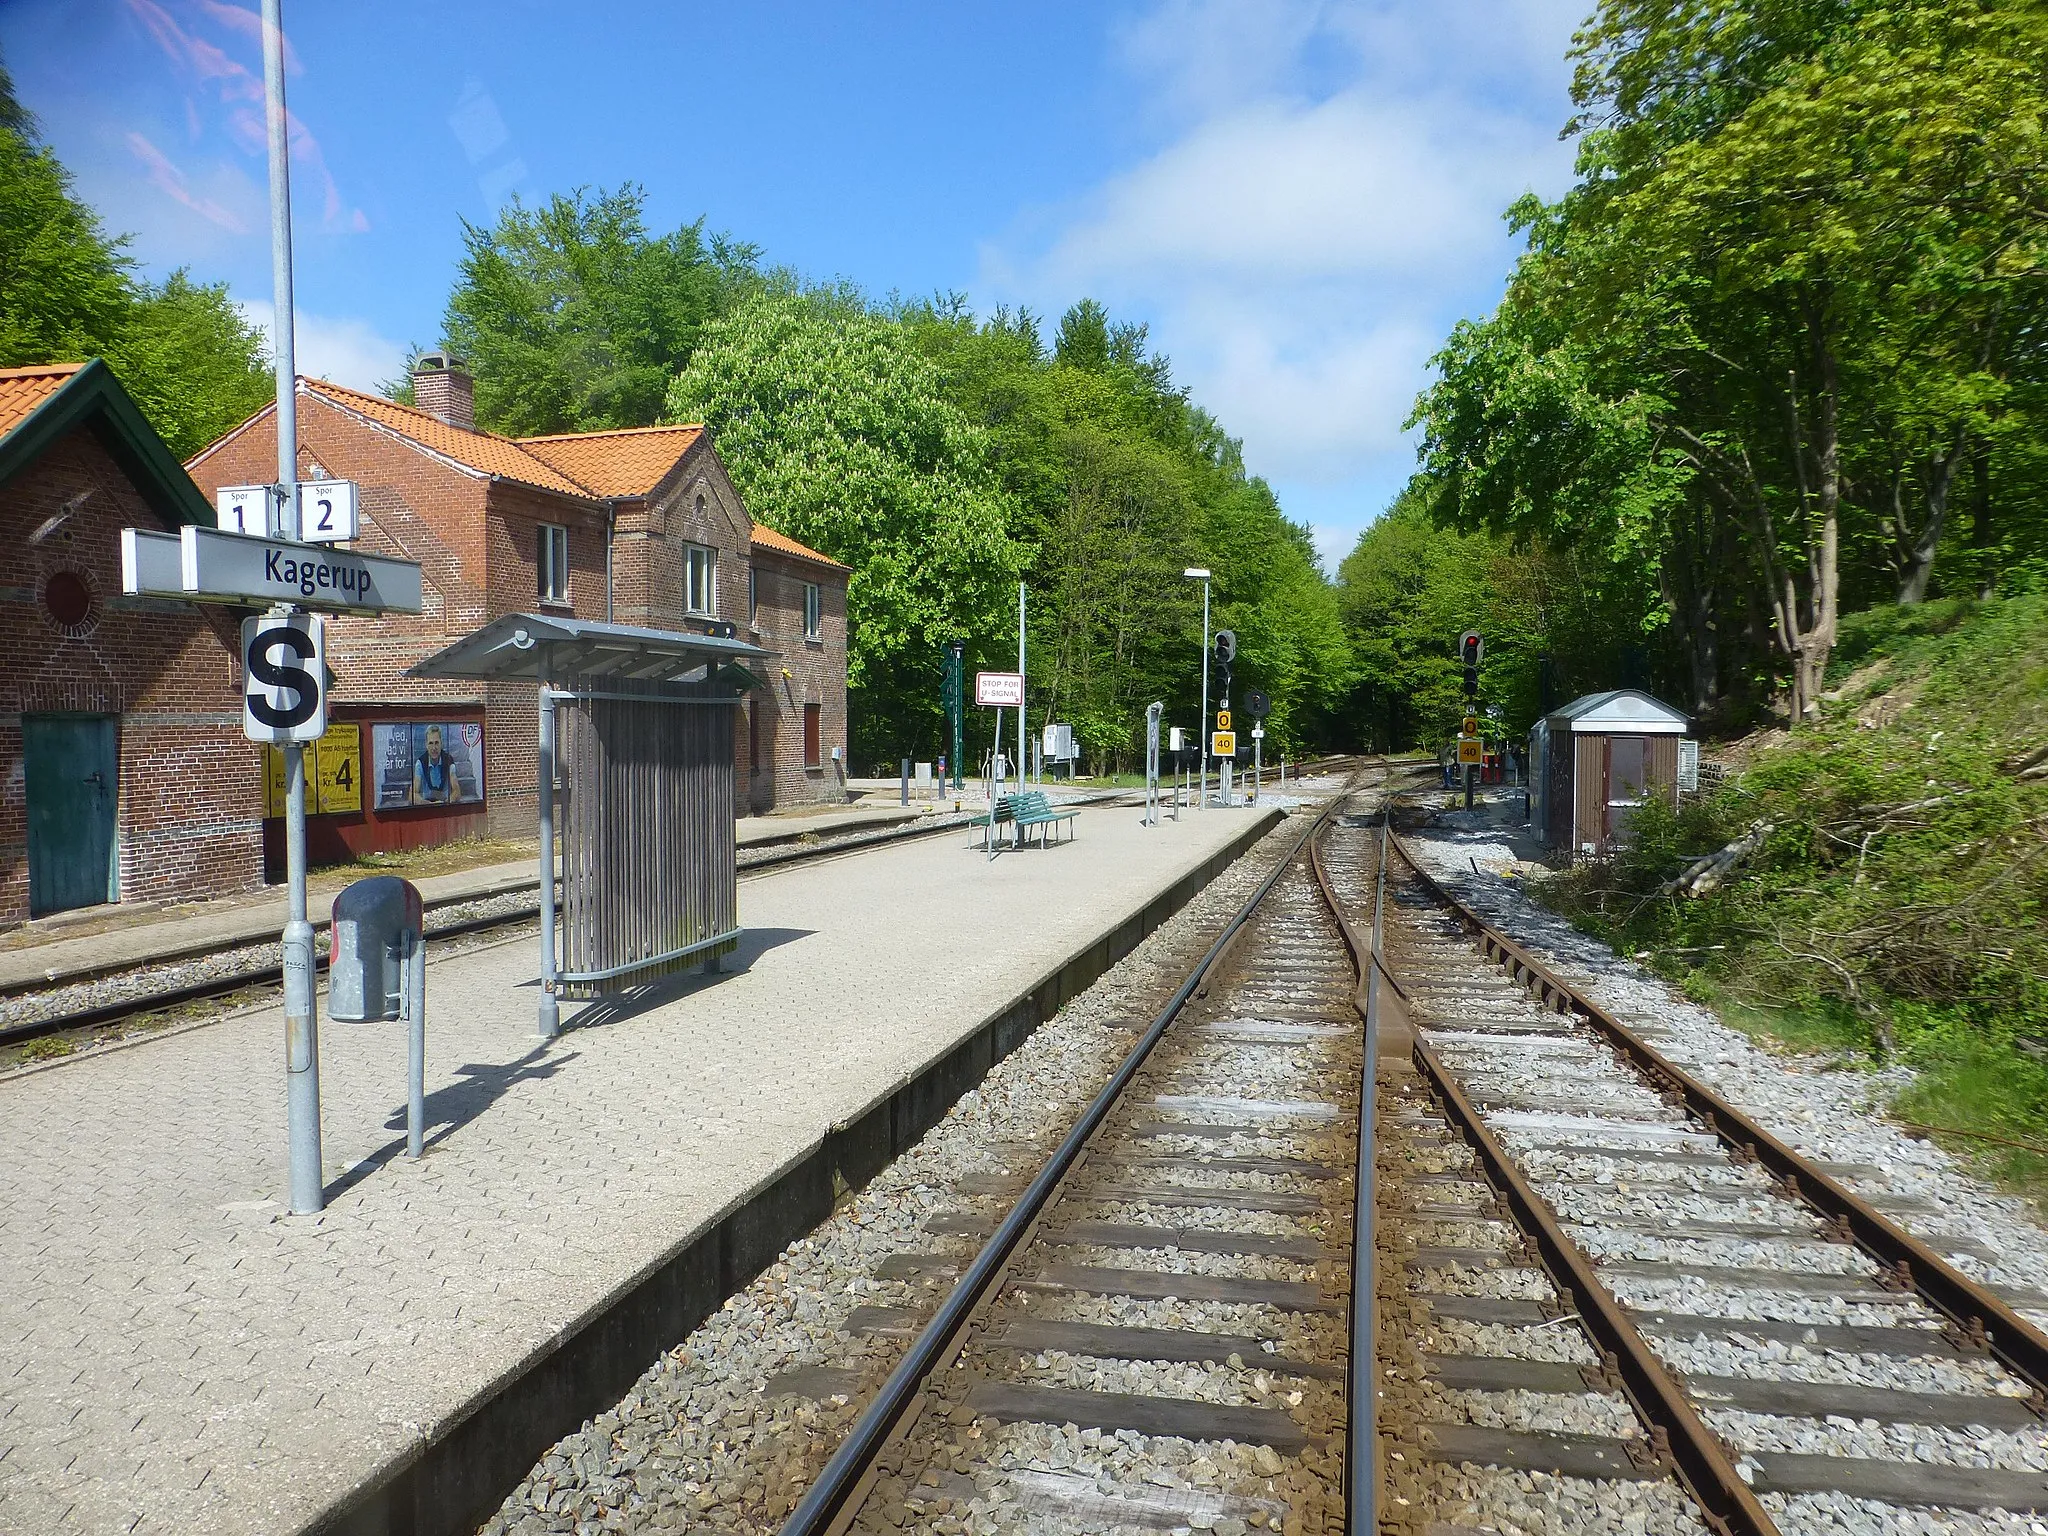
[967, 791, 1080, 849]
[1011, 789, 1079, 848]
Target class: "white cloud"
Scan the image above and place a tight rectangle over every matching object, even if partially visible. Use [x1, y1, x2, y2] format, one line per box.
[982, 0, 1587, 559]
[236, 298, 410, 394]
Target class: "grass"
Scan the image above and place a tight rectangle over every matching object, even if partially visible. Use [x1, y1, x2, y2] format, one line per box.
[310, 836, 535, 883]
[1539, 586, 2048, 1211]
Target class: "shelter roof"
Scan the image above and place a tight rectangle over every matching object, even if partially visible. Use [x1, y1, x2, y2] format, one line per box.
[749, 521, 849, 572]
[0, 359, 214, 527]
[516, 424, 706, 498]
[407, 613, 771, 689]
[1546, 688, 1689, 734]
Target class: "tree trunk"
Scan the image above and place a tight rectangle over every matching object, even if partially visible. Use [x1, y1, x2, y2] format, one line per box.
[1896, 441, 1961, 605]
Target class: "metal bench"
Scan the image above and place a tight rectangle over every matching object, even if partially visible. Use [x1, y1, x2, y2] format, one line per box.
[1010, 790, 1079, 848]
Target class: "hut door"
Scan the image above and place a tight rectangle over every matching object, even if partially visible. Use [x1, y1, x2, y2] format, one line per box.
[1604, 735, 1649, 847]
[24, 714, 118, 915]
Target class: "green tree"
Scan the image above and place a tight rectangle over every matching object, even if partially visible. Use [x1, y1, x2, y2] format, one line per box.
[665, 286, 1031, 762]
[0, 119, 269, 459]
[1415, 0, 2048, 725]
[0, 125, 130, 369]
[445, 185, 755, 436]
[111, 272, 272, 459]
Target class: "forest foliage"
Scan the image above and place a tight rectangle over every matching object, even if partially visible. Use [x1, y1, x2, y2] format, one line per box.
[0, 80, 270, 458]
[442, 193, 1352, 766]
[1394, 0, 2048, 734]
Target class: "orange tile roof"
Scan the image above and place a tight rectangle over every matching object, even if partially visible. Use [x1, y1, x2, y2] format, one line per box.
[751, 521, 849, 571]
[302, 377, 595, 499]
[517, 424, 705, 498]
[0, 363, 85, 440]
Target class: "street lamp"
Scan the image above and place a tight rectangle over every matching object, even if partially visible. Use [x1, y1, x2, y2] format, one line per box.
[1184, 568, 1211, 809]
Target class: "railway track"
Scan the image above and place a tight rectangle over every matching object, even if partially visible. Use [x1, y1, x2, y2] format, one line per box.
[0, 788, 1171, 1055]
[771, 771, 1386, 1536]
[2, 767, 1366, 1058]
[1365, 811, 2048, 1534]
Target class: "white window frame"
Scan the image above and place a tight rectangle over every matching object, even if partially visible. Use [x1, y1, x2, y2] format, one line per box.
[802, 581, 822, 640]
[684, 543, 718, 617]
[538, 523, 569, 604]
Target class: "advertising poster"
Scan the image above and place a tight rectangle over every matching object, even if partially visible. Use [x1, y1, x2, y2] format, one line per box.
[262, 722, 363, 816]
[371, 721, 484, 809]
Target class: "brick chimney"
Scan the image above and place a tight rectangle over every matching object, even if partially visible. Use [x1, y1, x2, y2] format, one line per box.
[412, 351, 474, 431]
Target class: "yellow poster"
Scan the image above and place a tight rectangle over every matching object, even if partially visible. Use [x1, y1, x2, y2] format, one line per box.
[263, 743, 288, 818]
[262, 723, 364, 816]
[316, 723, 362, 814]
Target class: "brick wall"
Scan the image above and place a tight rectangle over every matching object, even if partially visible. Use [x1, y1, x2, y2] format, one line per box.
[187, 391, 609, 844]
[0, 427, 261, 924]
[748, 549, 848, 810]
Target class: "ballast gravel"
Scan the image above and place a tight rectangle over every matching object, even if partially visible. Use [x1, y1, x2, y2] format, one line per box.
[476, 810, 1323, 1536]
[1401, 809, 2048, 1292]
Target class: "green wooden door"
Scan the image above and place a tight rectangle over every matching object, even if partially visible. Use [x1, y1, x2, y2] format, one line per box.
[24, 714, 118, 916]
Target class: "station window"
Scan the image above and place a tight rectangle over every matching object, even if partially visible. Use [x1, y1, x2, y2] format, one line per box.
[803, 703, 821, 768]
[685, 544, 717, 616]
[537, 523, 569, 604]
[802, 582, 821, 640]
[748, 567, 758, 628]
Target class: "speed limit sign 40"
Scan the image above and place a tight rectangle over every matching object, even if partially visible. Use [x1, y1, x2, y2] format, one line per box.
[242, 613, 326, 744]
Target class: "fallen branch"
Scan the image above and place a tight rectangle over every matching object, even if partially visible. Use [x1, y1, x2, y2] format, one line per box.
[1662, 820, 1774, 898]
[1999, 742, 2048, 779]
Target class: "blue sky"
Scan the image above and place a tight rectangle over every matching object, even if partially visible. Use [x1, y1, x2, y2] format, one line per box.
[5, 0, 1587, 568]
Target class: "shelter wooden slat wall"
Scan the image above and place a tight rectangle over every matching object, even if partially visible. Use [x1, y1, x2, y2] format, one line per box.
[1545, 736, 1574, 849]
[558, 676, 738, 994]
[1646, 735, 1679, 791]
[1574, 736, 1606, 855]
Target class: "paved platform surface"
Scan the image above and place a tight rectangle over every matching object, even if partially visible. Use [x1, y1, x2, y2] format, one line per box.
[0, 804, 923, 994]
[0, 800, 1283, 1535]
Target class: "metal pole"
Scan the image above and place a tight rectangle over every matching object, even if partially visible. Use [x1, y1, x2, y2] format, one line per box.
[264, 0, 320, 1215]
[950, 642, 964, 790]
[538, 663, 560, 1039]
[406, 936, 426, 1159]
[1198, 579, 1210, 809]
[900, 758, 909, 807]
[1465, 763, 1474, 812]
[1254, 729, 1262, 803]
[1017, 583, 1026, 800]
[282, 743, 320, 1210]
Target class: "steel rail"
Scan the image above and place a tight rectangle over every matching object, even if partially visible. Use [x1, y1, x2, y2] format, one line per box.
[1304, 800, 1383, 1536]
[1384, 828, 2048, 1410]
[1409, 1032, 1776, 1536]
[1, 798, 1147, 1051]
[776, 773, 1368, 1536]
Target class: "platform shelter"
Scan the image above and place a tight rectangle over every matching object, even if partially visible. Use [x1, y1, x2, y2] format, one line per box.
[1531, 687, 1689, 857]
[411, 613, 769, 1033]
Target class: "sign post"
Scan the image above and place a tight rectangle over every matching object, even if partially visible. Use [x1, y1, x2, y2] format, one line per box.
[975, 671, 1024, 858]
[1458, 630, 1484, 812]
[1144, 702, 1162, 826]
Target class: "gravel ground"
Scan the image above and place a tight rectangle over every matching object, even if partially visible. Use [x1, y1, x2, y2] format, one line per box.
[1383, 817, 2048, 1536]
[1400, 805, 2048, 1293]
[475, 807, 1334, 1536]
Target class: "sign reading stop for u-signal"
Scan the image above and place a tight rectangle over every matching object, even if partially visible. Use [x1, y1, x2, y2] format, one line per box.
[1212, 730, 1237, 757]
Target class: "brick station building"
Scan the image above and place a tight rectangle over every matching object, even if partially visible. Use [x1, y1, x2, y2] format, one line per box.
[187, 355, 851, 864]
[0, 362, 262, 923]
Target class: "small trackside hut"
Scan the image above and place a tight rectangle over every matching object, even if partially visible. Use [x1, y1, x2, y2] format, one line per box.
[410, 613, 769, 1035]
[1533, 688, 1690, 858]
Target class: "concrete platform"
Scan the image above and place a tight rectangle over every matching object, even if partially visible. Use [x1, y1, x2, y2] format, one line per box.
[0, 799, 1291, 1536]
[0, 804, 925, 995]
